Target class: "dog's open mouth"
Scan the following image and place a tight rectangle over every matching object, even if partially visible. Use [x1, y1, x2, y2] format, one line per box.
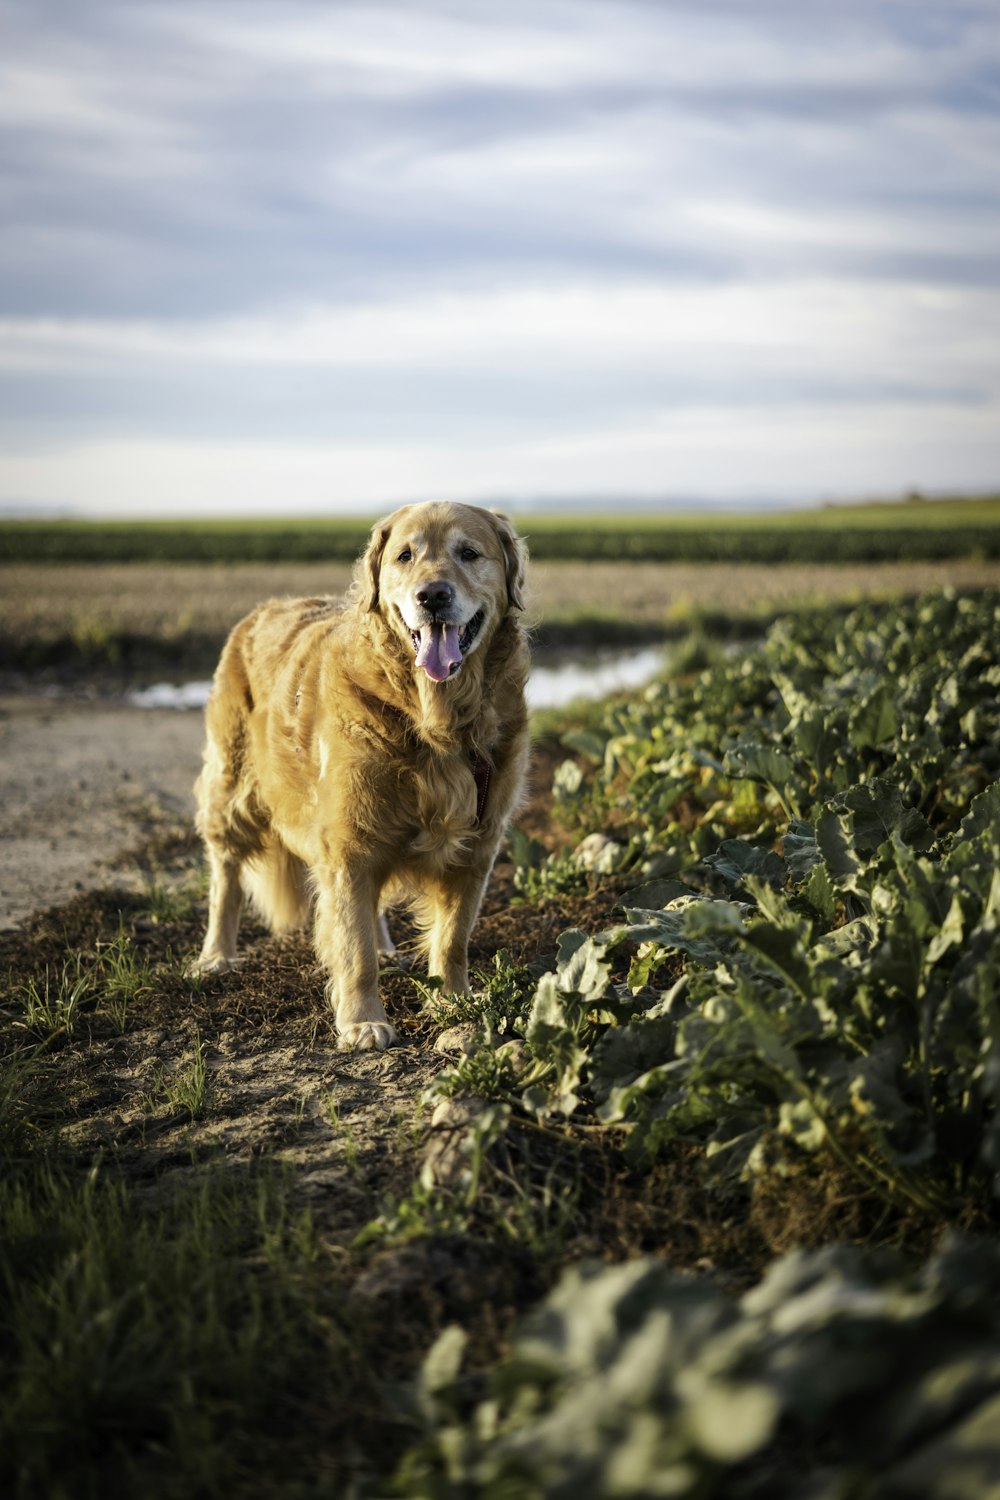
[410, 610, 485, 682]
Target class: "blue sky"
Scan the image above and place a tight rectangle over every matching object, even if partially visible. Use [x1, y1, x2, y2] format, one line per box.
[1, 0, 999, 516]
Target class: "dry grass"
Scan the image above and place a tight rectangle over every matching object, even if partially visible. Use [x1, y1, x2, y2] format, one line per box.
[529, 557, 1000, 626]
[3, 556, 1000, 650]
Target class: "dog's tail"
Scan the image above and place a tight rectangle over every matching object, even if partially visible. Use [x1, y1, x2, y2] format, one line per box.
[242, 838, 312, 933]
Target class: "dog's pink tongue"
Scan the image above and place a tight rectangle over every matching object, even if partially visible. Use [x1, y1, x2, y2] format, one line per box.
[415, 622, 462, 682]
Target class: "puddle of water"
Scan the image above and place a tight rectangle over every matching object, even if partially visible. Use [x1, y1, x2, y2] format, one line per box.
[130, 680, 214, 710]
[524, 645, 665, 710]
[129, 644, 667, 715]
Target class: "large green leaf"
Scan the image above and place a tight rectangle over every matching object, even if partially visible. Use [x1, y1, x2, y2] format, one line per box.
[723, 741, 800, 810]
[850, 683, 899, 749]
[815, 804, 867, 895]
[782, 819, 822, 882]
[836, 779, 935, 856]
[704, 839, 786, 892]
[624, 900, 744, 968]
[401, 1237, 1000, 1500]
[555, 930, 611, 1003]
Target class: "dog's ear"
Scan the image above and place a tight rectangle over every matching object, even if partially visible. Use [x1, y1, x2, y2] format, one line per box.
[490, 510, 527, 611]
[362, 520, 391, 611]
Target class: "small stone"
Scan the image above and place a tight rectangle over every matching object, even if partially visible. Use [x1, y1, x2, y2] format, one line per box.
[574, 832, 622, 873]
[495, 1039, 527, 1072]
[434, 1021, 482, 1056]
[423, 1095, 487, 1188]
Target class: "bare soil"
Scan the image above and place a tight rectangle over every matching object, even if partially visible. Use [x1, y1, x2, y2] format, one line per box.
[0, 695, 204, 929]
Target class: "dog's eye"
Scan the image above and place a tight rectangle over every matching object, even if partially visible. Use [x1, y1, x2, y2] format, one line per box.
[396, 546, 413, 564]
[460, 546, 480, 562]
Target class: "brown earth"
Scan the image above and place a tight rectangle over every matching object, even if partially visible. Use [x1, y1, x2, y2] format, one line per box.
[0, 695, 205, 930]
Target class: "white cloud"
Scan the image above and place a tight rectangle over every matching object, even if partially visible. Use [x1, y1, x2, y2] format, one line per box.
[3, 394, 999, 515]
[160, 0, 939, 99]
[1, 0, 998, 510]
[1, 278, 996, 399]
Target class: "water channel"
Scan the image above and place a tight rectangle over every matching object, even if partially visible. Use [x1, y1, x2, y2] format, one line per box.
[129, 643, 668, 714]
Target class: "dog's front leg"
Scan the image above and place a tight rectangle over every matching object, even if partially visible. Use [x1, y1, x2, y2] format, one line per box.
[314, 861, 398, 1051]
[423, 860, 494, 996]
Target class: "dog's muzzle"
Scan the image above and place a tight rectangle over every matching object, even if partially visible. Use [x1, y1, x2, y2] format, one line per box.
[409, 603, 485, 682]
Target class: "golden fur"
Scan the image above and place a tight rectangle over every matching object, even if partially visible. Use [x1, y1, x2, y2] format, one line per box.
[193, 501, 530, 1049]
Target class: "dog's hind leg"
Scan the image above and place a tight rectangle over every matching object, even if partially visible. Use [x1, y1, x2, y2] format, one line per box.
[377, 909, 397, 960]
[193, 713, 261, 974]
[195, 844, 244, 973]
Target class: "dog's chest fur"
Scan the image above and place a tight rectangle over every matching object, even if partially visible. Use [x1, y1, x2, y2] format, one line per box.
[396, 739, 489, 864]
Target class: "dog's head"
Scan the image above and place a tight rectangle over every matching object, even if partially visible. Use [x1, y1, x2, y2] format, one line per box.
[361, 501, 526, 683]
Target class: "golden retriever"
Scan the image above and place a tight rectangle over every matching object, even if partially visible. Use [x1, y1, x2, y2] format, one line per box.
[193, 501, 530, 1050]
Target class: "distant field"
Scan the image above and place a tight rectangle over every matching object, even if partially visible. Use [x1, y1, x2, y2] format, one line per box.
[3, 556, 1000, 679]
[2, 494, 1000, 565]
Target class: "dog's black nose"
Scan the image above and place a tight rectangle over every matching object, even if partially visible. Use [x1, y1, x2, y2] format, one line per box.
[415, 580, 454, 613]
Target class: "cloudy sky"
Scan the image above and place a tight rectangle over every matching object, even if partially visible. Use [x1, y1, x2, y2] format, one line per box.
[2, 0, 999, 517]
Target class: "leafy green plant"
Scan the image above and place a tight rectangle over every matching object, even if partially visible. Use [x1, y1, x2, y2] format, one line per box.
[429, 1045, 521, 1106]
[552, 590, 1000, 873]
[398, 1235, 1000, 1499]
[425, 950, 540, 1039]
[433, 592, 1000, 1224]
[509, 829, 589, 900]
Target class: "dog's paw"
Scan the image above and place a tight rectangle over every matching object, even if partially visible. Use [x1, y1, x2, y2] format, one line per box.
[338, 1021, 398, 1051]
[188, 953, 241, 978]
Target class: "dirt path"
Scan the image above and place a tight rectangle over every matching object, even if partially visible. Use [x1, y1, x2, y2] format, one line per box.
[0, 695, 205, 929]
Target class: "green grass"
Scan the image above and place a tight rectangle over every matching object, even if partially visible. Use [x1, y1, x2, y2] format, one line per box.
[3, 493, 1000, 565]
[10, 930, 153, 1042]
[151, 1031, 210, 1121]
[0, 1163, 356, 1500]
[0, 937, 422, 1498]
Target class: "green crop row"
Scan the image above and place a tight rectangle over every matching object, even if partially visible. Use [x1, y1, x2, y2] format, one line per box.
[403, 1237, 1000, 1499]
[3, 495, 1000, 564]
[399, 587, 1000, 1496]
[465, 589, 1000, 1210]
[491, 585, 1000, 1206]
